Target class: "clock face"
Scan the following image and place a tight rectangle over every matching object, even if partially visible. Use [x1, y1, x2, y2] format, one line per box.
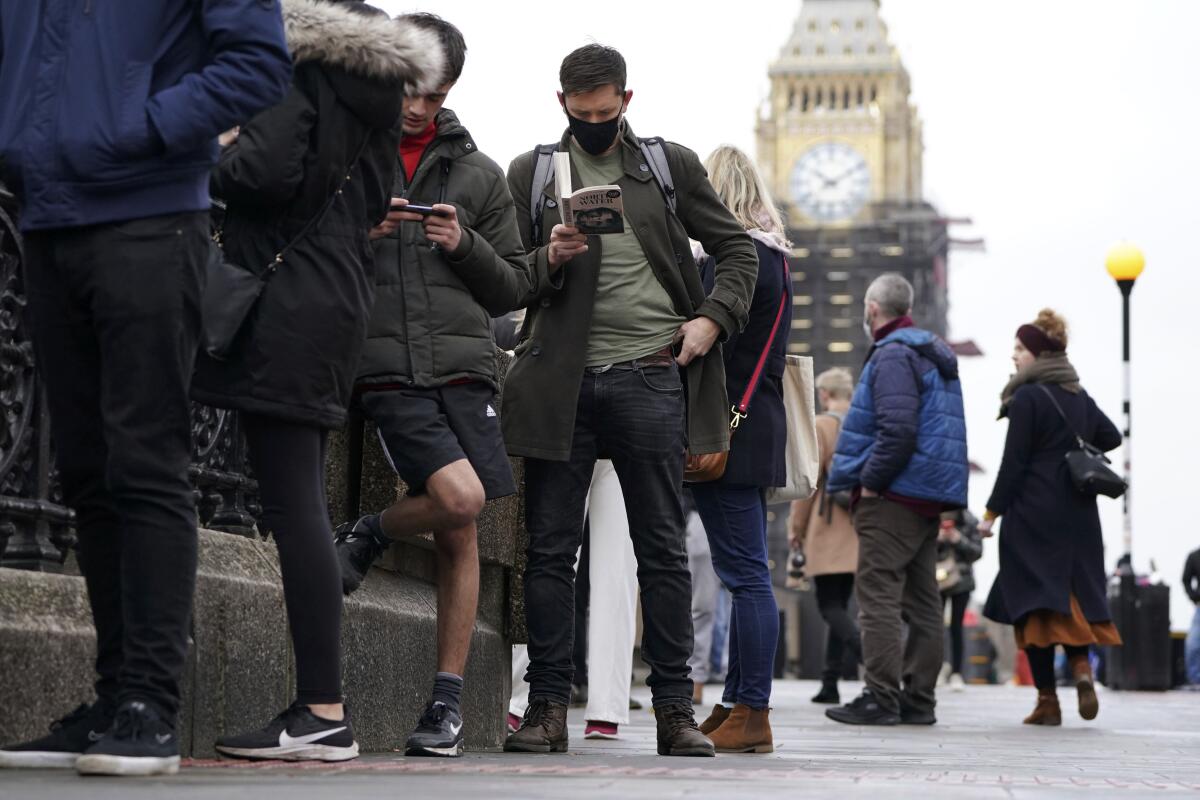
[789, 142, 871, 222]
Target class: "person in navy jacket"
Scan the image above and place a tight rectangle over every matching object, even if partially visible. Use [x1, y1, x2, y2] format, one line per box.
[0, 0, 291, 777]
[824, 272, 968, 727]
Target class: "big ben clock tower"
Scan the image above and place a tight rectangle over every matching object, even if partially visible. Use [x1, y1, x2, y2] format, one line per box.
[758, 0, 950, 369]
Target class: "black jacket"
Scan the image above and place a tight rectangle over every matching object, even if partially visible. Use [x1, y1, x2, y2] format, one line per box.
[983, 383, 1122, 625]
[1184, 548, 1200, 605]
[192, 1, 442, 428]
[700, 234, 791, 487]
[356, 109, 530, 390]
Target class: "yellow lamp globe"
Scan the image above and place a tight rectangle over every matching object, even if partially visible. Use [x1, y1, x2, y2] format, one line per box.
[1106, 243, 1146, 282]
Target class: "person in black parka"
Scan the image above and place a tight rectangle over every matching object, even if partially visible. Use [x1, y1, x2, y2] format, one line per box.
[193, 0, 443, 763]
[691, 145, 788, 754]
[980, 309, 1123, 727]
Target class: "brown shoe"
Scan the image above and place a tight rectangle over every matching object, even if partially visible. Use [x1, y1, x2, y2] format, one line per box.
[503, 698, 568, 753]
[655, 702, 715, 757]
[1070, 654, 1099, 721]
[707, 704, 774, 754]
[698, 703, 730, 735]
[1023, 690, 1062, 726]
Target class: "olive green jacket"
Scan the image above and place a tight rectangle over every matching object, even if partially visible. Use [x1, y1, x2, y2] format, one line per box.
[502, 123, 758, 461]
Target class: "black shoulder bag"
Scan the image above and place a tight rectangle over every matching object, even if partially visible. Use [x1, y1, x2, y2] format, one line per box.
[1036, 385, 1127, 499]
[203, 136, 370, 361]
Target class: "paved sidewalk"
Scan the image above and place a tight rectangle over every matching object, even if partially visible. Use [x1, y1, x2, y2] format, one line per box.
[3, 680, 1200, 798]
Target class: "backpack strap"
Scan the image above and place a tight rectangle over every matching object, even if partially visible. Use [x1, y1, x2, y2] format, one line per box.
[638, 137, 677, 216]
[529, 143, 559, 246]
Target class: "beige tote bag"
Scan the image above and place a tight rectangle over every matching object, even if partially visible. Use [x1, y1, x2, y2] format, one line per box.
[766, 355, 820, 503]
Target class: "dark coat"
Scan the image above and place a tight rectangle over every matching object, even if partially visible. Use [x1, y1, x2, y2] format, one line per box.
[828, 327, 969, 506]
[0, 0, 291, 232]
[191, 1, 442, 429]
[939, 509, 983, 596]
[357, 109, 530, 390]
[502, 123, 759, 461]
[983, 383, 1122, 625]
[700, 235, 791, 487]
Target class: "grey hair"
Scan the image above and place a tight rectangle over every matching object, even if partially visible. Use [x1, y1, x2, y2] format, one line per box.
[865, 272, 914, 318]
[816, 367, 854, 400]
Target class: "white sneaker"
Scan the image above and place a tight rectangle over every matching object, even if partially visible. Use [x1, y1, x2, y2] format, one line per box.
[937, 663, 952, 687]
[948, 673, 965, 692]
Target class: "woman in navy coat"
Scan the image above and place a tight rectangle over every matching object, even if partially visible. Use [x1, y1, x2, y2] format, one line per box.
[692, 146, 791, 754]
[981, 309, 1122, 727]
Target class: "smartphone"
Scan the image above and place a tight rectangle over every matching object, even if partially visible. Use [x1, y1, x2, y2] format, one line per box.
[392, 201, 447, 217]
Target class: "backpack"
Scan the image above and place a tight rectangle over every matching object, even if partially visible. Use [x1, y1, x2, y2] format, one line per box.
[528, 137, 677, 246]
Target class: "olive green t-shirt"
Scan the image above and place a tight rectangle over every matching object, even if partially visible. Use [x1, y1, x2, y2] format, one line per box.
[568, 139, 686, 367]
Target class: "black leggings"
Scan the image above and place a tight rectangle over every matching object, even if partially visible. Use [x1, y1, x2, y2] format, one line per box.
[1025, 644, 1089, 691]
[814, 573, 862, 682]
[244, 414, 343, 705]
[942, 592, 969, 674]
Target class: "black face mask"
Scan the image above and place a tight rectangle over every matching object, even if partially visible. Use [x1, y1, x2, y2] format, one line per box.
[566, 111, 622, 156]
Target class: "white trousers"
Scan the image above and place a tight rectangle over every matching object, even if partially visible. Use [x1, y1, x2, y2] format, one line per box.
[510, 460, 639, 724]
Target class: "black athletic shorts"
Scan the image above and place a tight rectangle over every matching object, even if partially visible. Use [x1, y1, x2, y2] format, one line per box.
[358, 382, 516, 500]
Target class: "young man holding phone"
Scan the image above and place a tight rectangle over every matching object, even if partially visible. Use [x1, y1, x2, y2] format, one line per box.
[333, 13, 530, 758]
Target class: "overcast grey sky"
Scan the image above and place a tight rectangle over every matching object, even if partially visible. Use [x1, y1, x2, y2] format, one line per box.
[378, 0, 1200, 627]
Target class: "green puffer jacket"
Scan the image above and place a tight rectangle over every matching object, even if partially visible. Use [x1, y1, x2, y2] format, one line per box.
[356, 109, 531, 389]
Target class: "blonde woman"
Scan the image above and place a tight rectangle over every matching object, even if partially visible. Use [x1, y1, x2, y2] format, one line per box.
[692, 146, 791, 753]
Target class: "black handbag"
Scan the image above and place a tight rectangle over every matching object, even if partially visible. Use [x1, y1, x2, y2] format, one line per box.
[1037, 385, 1127, 499]
[202, 138, 369, 360]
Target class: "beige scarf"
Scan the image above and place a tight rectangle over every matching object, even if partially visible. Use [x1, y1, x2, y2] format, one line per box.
[998, 351, 1081, 418]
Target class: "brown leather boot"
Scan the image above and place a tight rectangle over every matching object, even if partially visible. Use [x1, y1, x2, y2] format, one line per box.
[707, 704, 774, 753]
[503, 698, 568, 753]
[1023, 690, 1062, 726]
[697, 703, 730, 735]
[655, 702, 715, 757]
[1070, 654, 1099, 721]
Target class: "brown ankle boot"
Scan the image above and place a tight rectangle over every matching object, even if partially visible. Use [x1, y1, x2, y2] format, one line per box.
[503, 698, 569, 753]
[697, 703, 730, 735]
[707, 704, 774, 753]
[1070, 654, 1099, 721]
[655, 702, 715, 757]
[1023, 690, 1062, 726]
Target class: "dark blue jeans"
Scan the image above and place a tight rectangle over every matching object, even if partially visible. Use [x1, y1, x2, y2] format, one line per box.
[690, 484, 778, 709]
[523, 362, 693, 707]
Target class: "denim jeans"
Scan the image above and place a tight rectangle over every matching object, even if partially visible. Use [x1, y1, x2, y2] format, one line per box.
[1187, 606, 1200, 686]
[23, 212, 208, 721]
[690, 484, 778, 709]
[523, 362, 693, 707]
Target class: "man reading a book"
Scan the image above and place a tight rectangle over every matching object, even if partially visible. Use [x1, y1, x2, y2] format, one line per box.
[503, 44, 758, 757]
[332, 13, 531, 759]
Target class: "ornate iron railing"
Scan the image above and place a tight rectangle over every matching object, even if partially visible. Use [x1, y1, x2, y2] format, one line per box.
[0, 190, 260, 571]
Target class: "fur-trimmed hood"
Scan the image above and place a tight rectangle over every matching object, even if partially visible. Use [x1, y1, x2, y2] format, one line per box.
[281, 0, 444, 93]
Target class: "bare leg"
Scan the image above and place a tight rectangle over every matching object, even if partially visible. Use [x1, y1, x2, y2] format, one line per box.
[380, 459, 483, 539]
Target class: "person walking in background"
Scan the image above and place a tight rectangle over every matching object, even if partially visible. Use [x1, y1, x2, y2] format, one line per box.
[502, 45, 757, 758]
[790, 368, 861, 706]
[1185, 547, 1200, 687]
[0, 0, 291, 778]
[690, 145, 790, 754]
[980, 309, 1122, 725]
[937, 509, 983, 691]
[191, 2, 442, 762]
[331, 12, 530, 758]
[824, 273, 968, 727]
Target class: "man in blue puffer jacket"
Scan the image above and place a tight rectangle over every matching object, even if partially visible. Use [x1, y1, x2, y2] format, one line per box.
[824, 273, 968, 727]
[0, 0, 291, 777]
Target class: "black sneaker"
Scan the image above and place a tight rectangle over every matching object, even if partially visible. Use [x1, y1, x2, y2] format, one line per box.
[899, 696, 937, 726]
[75, 701, 179, 776]
[0, 701, 114, 769]
[214, 703, 358, 762]
[404, 701, 464, 757]
[334, 515, 389, 595]
[825, 690, 900, 726]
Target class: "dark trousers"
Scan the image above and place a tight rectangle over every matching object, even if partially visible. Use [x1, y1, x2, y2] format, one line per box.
[814, 572, 862, 683]
[691, 484, 777, 709]
[23, 212, 208, 721]
[523, 363, 693, 706]
[942, 591, 969, 675]
[854, 497, 943, 714]
[243, 415, 343, 704]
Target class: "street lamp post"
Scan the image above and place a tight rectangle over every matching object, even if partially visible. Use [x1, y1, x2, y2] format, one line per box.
[1105, 243, 1145, 563]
